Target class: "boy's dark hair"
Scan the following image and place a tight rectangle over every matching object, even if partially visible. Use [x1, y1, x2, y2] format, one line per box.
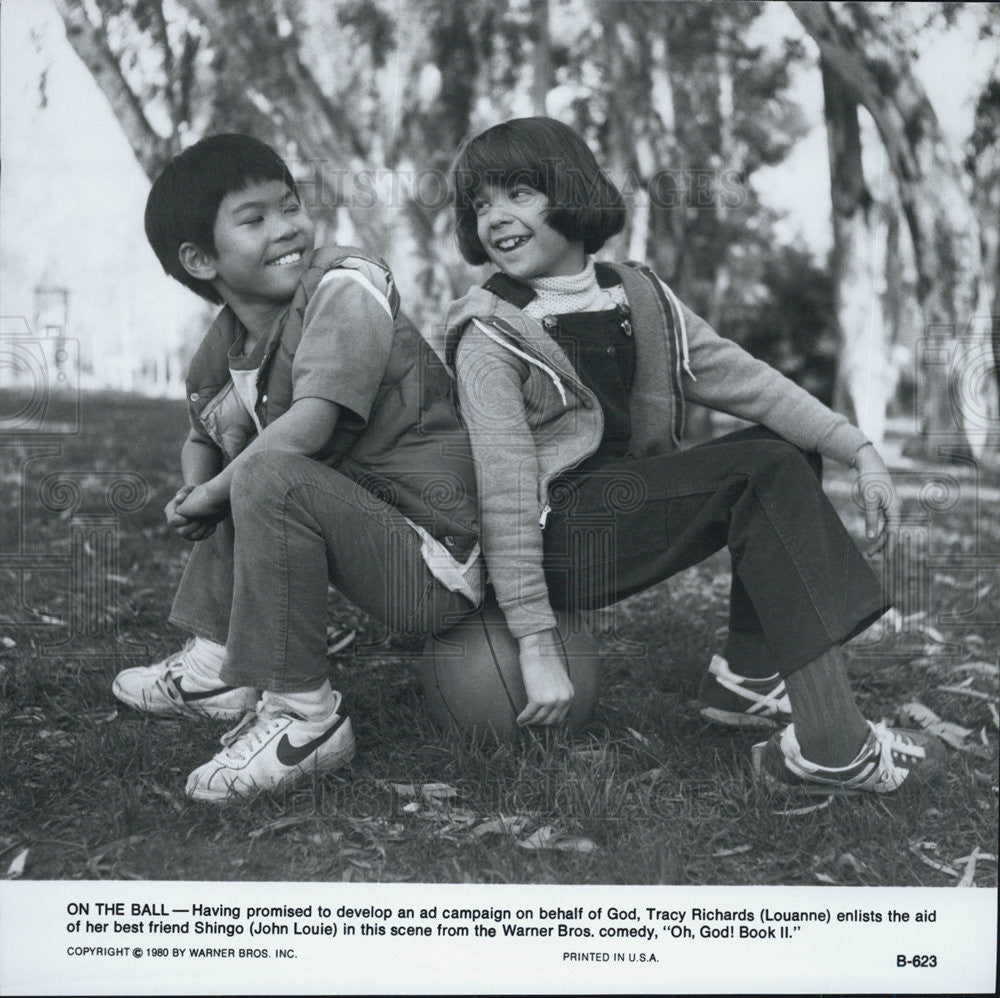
[144, 134, 298, 304]
[450, 117, 625, 266]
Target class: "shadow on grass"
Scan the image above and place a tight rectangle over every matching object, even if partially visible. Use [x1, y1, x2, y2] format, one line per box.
[1, 394, 997, 884]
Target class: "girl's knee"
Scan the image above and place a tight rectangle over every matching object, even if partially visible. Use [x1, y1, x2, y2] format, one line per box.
[744, 439, 818, 484]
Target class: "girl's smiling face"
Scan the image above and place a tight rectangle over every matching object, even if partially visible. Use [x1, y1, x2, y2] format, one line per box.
[473, 184, 586, 281]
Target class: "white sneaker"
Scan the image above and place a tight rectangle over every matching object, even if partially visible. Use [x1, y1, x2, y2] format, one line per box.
[112, 639, 257, 721]
[185, 691, 355, 802]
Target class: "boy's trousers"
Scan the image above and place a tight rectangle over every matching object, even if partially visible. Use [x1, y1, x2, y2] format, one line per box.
[168, 451, 474, 692]
[542, 427, 889, 677]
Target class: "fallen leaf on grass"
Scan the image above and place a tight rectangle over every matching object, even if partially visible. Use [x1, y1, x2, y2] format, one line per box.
[773, 799, 831, 817]
[473, 816, 529, 838]
[955, 848, 982, 888]
[420, 783, 459, 804]
[35, 614, 67, 626]
[814, 872, 837, 884]
[248, 816, 311, 839]
[712, 845, 751, 858]
[325, 627, 356, 655]
[147, 782, 185, 814]
[384, 782, 417, 798]
[88, 835, 144, 861]
[518, 826, 596, 854]
[962, 635, 987, 656]
[635, 766, 666, 782]
[625, 727, 652, 747]
[908, 842, 960, 878]
[5, 849, 28, 879]
[954, 851, 996, 864]
[952, 661, 999, 679]
[418, 807, 478, 829]
[402, 801, 421, 814]
[344, 856, 375, 870]
[935, 684, 997, 702]
[836, 852, 867, 875]
[899, 702, 979, 751]
[1, 636, 15, 650]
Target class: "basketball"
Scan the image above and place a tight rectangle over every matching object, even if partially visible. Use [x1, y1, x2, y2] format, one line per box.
[420, 592, 600, 741]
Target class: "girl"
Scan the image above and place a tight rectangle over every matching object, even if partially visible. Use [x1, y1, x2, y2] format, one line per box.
[438, 116, 943, 794]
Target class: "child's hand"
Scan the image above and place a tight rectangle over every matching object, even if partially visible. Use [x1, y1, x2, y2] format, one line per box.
[164, 485, 223, 542]
[516, 629, 575, 726]
[854, 444, 900, 557]
[175, 482, 227, 520]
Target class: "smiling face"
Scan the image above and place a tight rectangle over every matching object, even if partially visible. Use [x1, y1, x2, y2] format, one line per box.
[473, 184, 586, 281]
[202, 179, 315, 313]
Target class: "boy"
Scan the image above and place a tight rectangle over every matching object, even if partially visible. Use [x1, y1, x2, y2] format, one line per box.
[114, 134, 480, 802]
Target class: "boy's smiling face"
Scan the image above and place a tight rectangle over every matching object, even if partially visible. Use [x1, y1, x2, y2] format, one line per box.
[473, 184, 585, 281]
[199, 179, 315, 312]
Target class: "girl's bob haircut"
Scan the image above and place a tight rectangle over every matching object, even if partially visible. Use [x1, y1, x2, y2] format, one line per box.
[450, 117, 625, 265]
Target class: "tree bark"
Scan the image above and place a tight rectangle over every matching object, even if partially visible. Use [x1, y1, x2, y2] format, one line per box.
[52, 0, 175, 177]
[529, 0, 553, 116]
[174, 0, 368, 164]
[822, 58, 889, 448]
[790, 0, 997, 459]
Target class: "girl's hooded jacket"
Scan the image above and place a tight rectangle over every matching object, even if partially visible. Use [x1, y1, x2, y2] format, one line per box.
[435, 262, 869, 638]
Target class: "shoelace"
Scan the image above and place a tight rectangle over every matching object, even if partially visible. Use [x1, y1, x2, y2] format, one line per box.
[154, 640, 198, 699]
[216, 702, 290, 763]
[868, 721, 925, 789]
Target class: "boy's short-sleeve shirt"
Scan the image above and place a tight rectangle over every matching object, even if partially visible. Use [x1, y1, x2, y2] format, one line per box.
[290, 265, 395, 424]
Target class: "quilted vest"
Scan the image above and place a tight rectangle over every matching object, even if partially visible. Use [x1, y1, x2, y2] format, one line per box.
[185, 245, 479, 559]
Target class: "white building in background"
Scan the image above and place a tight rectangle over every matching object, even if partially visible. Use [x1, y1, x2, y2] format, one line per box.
[0, 1, 208, 399]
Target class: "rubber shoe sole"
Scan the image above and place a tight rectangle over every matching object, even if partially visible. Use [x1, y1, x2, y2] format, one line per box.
[701, 705, 785, 730]
[186, 710, 356, 802]
[752, 721, 947, 796]
[112, 660, 257, 722]
[697, 654, 792, 730]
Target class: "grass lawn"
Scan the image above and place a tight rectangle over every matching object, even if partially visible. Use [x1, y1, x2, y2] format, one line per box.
[2, 392, 997, 885]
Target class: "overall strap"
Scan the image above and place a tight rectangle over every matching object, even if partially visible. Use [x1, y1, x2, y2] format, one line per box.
[604, 261, 686, 450]
[482, 272, 535, 309]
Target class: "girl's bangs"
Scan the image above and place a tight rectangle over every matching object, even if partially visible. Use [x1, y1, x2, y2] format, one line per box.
[453, 127, 557, 203]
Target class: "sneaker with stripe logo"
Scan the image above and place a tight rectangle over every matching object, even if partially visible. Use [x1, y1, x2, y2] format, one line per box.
[185, 691, 355, 802]
[697, 654, 792, 730]
[752, 721, 947, 795]
[112, 639, 258, 721]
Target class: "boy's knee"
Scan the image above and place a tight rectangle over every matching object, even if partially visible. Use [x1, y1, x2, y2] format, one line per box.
[230, 450, 309, 509]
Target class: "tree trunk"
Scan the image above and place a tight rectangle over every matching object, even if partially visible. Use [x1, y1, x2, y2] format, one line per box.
[790, 0, 997, 459]
[529, 0, 553, 116]
[822, 58, 889, 448]
[52, 0, 175, 176]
